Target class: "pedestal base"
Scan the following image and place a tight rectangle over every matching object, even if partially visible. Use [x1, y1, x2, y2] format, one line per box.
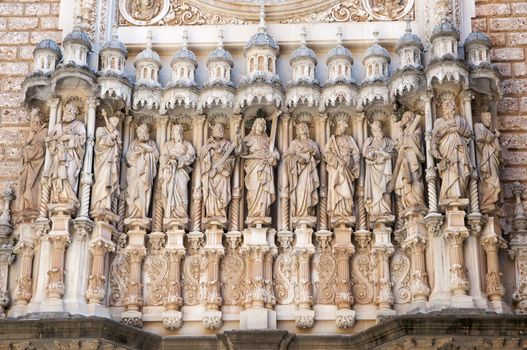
[122, 310, 143, 328]
[40, 297, 64, 312]
[295, 309, 315, 329]
[490, 300, 510, 314]
[162, 310, 183, 330]
[335, 308, 356, 329]
[240, 308, 276, 330]
[87, 303, 111, 317]
[203, 309, 223, 330]
[376, 308, 396, 324]
[450, 294, 475, 308]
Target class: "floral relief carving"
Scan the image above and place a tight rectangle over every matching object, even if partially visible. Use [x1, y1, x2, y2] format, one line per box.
[390, 250, 411, 304]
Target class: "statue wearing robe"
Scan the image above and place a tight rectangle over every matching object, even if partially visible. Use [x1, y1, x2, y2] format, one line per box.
[126, 124, 159, 219]
[283, 123, 320, 218]
[324, 120, 360, 222]
[393, 112, 426, 212]
[431, 99, 472, 205]
[475, 112, 501, 214]
[159, 125, 195, 221]
[242, 118, 279, 220]
[200, 124, 235, 221]
[44, 103, 86, 207]
[363, 121, 395, 219]
[17, 109, 47, 215]
[91, 112, 122, 215]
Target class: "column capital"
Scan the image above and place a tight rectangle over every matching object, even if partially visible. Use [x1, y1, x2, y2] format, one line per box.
[461, 89, 474, 102]
[86, 97, 99, 110]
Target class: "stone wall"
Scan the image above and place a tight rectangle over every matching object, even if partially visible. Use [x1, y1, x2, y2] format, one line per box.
[0, 0, 61, 192]
[473, 0, 527, 214]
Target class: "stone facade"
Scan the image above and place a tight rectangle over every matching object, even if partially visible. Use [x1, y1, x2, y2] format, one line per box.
[0, 0, 526, 348]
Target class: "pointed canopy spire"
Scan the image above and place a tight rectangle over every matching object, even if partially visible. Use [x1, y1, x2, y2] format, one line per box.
[336, 27, 343, 46]
[258, 1, 266, 33]
[300, 27, 307, 46]
[146, 30, 153, 50]
[217, 29, 224, 49]
[373, 30, 380, 43]
[182, 29, 189, 48]
[405, 18, 412, 34]
[111, 23, 118, 40]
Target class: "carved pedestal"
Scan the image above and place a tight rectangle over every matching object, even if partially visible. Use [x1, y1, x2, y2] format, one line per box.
[371, 220, 396, 323]
[402, 212, 430, 312]
[12, 223, 35, 316]
[202, 225, 225, 330]
[86, 217, 115, 316]
[480, 216, 507, 313]
[240, 225, 276, 330]
[444, 206, 474, 308]
[333, 224, 355, 329]
[293, 221, 315, 329]
[162, 220, 185, 330]
[122, 218, 149, 327]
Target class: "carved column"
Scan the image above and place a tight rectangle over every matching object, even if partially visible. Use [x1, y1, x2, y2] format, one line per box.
[152, 117, 169, 233]
[333, 246, 355, 328]
[117, 115, 133, 233]
[402, 235, 430, 304]
[228, 114, 243, 234]
[202, 224, 225, 330]
[294, 245, 314, 329]
[0, 189, 14, 317]
[190, 115, 206, 234]
[509, 182, 527, 314]
[86, 239, 114, 306]
[316, 113, 329, 233]
[371, 225, 395, 323]
[278, 114, 291, 233]
[13, 240, 34, 306]
[163, 249, 184, 329]
[46, 234, 70, 302]
[357, 113, 368, 232]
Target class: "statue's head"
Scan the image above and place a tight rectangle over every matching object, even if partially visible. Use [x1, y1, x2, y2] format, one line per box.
[251, 118, 266, 136]
[63, 103, 79, 123]
[30, 108, 42, 130]
[109, 116, 120, 129]
[212, 123, 224, 139]
[371, 120, 383, 138]
[335, 119, 348, 136]
[481, 111, 492, 127]
[172, 124, 184, 142]
[296, 122, 309, 139]
[137, 124, 150, 141]
[441, 98, 456, 119]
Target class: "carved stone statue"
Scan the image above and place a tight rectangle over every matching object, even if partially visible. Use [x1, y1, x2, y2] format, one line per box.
[283, 122, 320, 219]
[159, 124, 195, 222]
[392, 111, 425, 212]
[242, 118, 279, 221]
[125, 124, 159, 219]
[323, 119, 360, 224]
[129, 0, 161, 21]
[91, 111, 122, 216]
[475, 112, 501, 214]
[431, 98, 472, 206]
[363, 120, 395, 220]
[17, 108, 47, 216]
[44, 102, 86, 208]
[200, 123, 235, 223]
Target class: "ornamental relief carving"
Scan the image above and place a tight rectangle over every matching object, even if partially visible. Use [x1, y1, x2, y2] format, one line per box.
[118, 0, 414, 26]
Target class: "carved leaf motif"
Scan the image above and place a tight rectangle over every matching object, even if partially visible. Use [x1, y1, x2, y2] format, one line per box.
[109, 253, 129, 307]
[274, 252, 297, 305]
[221, 253, 245, 306]
[351, 253, 374, 304]
[315, 253, 337, 304]
[143, 255, 168, 306]
[390, 250, 411, 304]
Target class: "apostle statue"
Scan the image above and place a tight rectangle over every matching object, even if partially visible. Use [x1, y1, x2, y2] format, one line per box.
[363, 120, 395, 220]
[125, 124, 159, 219]
[200, 123, 236, 223]
[475, 111, 501, 214]
[44, 102, 86, 208]
[159, 124, 195, 221]
[283, 122, 320, 219]
[431, 97, 472, 206]
[392, 111, 426, 212]
[17, 108, 47, 216]
[242, 117, 279, 222]
[323, 119, 360, 224]
[90, 110, 122, 216]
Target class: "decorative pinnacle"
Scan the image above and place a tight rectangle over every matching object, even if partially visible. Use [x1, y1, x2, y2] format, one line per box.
[300, 27, 307, 46]
[217, 29, 224, 49]
[258, 1, 266, 33]
[146, 30, 153, 50]
[405, 18, 412, 34]
[182, 29, 188, 48]
[336, 27, 343, 45]
[112, 23, 118, 40]
[373, 31, 380, 43]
